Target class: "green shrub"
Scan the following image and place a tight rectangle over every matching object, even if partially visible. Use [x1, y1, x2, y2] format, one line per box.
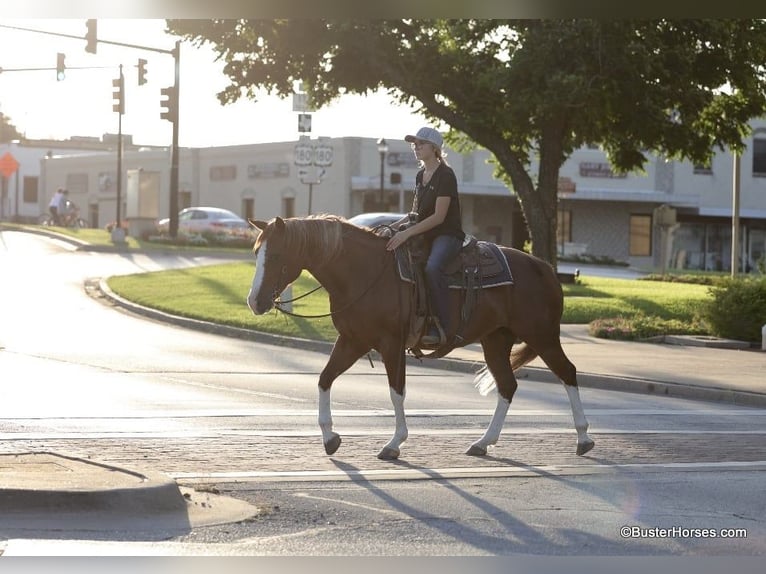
[702, 277, 766, 342]
[589, 314, 708, 341]
[640, 273, 721, 285]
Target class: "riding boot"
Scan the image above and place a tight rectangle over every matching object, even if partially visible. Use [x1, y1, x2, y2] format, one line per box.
[420, 317, 444, 347]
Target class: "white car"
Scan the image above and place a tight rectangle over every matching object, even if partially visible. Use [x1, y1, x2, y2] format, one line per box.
[156, 207, 250, 234]
[348, 212, 407, 229]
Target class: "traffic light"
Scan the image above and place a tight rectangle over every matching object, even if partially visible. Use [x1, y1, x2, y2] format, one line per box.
[160, 86, 176, 122]
[85, 19, 97, 54]
[56, 53, 65, 81]
[112, 75, 124, 114]
[137, 58, 147, 86]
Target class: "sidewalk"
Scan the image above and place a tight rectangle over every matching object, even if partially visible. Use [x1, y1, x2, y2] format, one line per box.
[445, 325, 766, 408]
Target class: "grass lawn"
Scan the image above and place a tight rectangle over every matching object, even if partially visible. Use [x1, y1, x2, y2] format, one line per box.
[562, 277, 710, 323]
[106, 262, 714, 343]
[107, 263, 339, 342]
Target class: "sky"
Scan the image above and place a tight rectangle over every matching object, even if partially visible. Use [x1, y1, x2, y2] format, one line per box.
[0, 19, 429, 148]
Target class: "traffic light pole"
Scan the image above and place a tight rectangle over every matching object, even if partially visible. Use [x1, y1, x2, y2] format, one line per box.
[0, 22, 183, 239]
[168, 41, 180, 238]
[115, 64, 124, 233]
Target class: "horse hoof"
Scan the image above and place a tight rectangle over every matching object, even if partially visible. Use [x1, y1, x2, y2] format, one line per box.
[576, 439, 595, 456]
[324, 434, 341, 455]
[377, 447, 400, 460]
[466, 444, 487, 457]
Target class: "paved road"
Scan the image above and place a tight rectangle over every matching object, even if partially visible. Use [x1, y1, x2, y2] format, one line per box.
[1, 230, 764, 556]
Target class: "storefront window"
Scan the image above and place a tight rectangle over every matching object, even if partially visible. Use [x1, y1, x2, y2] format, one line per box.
[753, 137, 766, 176]
[629, 214, 652, 256]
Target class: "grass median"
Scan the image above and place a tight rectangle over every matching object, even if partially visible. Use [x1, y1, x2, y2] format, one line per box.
[106, 262, 713, 342]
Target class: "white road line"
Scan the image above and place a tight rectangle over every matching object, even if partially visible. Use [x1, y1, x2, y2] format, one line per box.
[172, 460, 766, 482]
[2, 429, 765, 440]
[1, 407, 763, 420]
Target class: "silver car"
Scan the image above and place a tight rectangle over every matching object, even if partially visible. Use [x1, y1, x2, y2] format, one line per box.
[156, 207, 250, 234]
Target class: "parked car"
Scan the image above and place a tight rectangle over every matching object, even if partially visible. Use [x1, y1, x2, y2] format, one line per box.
[348, 212, 407, 229]
[156, 207, 251, 235]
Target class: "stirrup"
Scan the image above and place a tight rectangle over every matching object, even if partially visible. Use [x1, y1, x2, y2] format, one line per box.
[419, 319, 445, 347]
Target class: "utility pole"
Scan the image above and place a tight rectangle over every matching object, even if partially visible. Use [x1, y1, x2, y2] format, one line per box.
[112, 65, 125, 240]
[731, 150, 741, 277]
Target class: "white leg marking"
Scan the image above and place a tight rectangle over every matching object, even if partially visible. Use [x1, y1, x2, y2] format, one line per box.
[383, 387, 408, 452]
[472, 395, 510, 451]
[318, 387, 334, 444]
[565, 384, 592, 445]
[247, 241, 267, 314]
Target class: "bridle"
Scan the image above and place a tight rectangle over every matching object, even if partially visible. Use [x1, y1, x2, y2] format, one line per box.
[268, 233, 394, 320]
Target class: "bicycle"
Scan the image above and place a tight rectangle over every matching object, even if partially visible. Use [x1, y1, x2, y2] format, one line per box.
[38, 201, 89, 229]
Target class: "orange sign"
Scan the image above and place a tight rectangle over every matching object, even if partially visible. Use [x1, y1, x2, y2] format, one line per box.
[0, 152, 19, 179]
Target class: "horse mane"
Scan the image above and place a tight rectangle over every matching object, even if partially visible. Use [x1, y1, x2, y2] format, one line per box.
[283, 214, 346, 267]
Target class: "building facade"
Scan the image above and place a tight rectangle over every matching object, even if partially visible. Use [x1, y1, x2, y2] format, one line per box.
[11, 120, 766, 272]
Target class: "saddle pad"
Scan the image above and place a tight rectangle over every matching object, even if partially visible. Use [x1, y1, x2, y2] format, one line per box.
[395, 240, 514, 289]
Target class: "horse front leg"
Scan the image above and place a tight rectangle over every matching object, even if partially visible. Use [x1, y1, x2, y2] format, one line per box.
[318, 335, 367, 456]
[467, 330, 518, 456]
[377, 346, 408, 460]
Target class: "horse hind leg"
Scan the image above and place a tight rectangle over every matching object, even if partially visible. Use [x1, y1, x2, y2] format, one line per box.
[537, 342, 595, 455]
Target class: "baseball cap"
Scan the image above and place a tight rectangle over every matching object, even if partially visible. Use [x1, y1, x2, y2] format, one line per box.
[404, 127, 443, 149]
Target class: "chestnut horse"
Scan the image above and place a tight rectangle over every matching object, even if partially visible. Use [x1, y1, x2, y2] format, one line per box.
[247, 215, 594, 460]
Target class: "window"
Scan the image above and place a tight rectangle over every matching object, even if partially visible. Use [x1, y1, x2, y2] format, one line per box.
[210, 165, 237, 181]
[243, 198, 254, 220]
[753, 137, 766, 176]
[22, 176, 38, 203]
[282, 196, 295, 219]
[693, 163, 713, 175]
[629, 214, 652, 256]
[557, 209, 572, 247]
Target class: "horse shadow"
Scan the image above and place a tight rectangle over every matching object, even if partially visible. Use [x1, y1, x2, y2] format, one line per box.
[328, 455, 655, 554]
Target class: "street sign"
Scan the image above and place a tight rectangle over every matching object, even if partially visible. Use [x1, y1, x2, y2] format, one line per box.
[314, 144, 334, 167]
[292, 92, 314, 112]
[298, 113, 312, 133]
[294, 143, 313, 166]
[0, 152, 20, 178]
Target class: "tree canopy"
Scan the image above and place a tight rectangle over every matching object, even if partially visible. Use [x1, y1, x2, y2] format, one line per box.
[167, 19, 766, 266]
[0, 112, 23, 142]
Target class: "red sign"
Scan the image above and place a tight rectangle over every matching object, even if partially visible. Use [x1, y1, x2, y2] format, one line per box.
[0, 152, 19, 178]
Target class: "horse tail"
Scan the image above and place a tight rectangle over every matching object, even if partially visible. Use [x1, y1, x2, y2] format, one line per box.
[473, 342, 539, 396]
[510, 342, 539, 370]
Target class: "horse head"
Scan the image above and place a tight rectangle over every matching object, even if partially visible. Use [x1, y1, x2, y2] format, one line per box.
[247, 216, 303, 315]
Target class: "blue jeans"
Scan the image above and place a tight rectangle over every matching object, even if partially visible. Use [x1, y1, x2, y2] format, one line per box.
[424, 235, 463, 334]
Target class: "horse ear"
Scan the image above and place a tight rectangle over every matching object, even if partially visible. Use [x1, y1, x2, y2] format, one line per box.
[274, 217, 286, 231]
[249, 219, 268, 230]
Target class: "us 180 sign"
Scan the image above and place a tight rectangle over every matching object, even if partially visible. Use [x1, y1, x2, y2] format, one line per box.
[293, 143, 314, 166]
[314, 144, 333, 167]
[294, 142, 334, 167]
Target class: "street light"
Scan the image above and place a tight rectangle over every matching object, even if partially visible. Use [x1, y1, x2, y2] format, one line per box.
[377, 137, 388, 210]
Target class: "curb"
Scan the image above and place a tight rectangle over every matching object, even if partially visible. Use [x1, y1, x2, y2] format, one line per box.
[0, 452, 184, 514]
[95, 277, 766, 408]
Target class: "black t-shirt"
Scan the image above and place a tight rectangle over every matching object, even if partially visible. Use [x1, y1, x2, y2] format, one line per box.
[412, 163, 465, 243]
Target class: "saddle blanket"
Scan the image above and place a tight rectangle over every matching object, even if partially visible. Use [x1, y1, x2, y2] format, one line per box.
[395, 240, 514, 289]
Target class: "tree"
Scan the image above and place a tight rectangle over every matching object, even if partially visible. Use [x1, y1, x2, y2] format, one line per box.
[0, 112, 23, 142]
[166, 19, 766, 267]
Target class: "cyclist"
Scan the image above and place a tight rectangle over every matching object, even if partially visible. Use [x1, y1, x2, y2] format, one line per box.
[48, 188, 67, 226]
